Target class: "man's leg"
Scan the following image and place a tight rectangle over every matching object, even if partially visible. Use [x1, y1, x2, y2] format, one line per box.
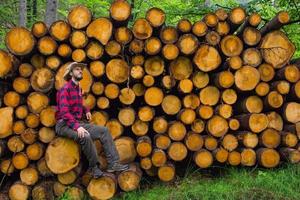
[81, 123, 119, 164]
[55, 121, 102, 176]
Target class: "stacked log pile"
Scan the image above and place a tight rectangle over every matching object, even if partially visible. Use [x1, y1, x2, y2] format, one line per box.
[0, 0, 300, 199]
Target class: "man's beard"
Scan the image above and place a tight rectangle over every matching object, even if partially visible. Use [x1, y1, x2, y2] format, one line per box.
[74, 75, 83, 81]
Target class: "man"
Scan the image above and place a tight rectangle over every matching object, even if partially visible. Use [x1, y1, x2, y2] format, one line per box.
[55, 62, 129, 178]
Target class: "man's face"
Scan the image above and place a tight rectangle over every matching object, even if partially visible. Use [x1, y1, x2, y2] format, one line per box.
[71, 66, 83, 81]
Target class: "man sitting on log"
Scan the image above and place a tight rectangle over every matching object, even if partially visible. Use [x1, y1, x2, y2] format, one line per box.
[55, 62, 129, 178]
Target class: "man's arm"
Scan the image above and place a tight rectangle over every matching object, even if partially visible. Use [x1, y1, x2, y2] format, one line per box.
[58, 89, 80, 131]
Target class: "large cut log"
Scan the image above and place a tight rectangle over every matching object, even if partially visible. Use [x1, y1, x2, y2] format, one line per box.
[5, 27, 35, 56]
[87, 173, 117, 200]
[260, 31, 295, 69]
[118, 163, 142, 192]
[87, 18, 113, 45]
[110, 0, 131, 23]
[45, 137, 80, 174]
[49, 20, 71, 42]
[0, 107, 13, 139]
[193, 45, 221, 72]
[260, 11, 290, 35]
[9, 182, 30, 200]
[257, 148, 280, 168]
[132, 18, 153, 40]
[68, 5, 92, 29]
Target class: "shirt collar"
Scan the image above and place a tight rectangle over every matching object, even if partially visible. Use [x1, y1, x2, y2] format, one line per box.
[69, 79, 79, 88]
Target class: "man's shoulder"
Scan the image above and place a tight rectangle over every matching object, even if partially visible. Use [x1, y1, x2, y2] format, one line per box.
[58, 82, 71, 94]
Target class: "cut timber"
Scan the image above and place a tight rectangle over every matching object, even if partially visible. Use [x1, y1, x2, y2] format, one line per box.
[68, 5, 91, 29]
[40, 106, 56, 127]
[118, 107, 135, 127]
[214, 71, 234, 89]
[119, 88, 135, 105]
[193, 45, 221, 72]
[229, 119, 240, 131]
[260, 128, 281, 148]
[226, 56, 243, 70]
[276, 64, 299, 83]
[158, 163, 175, 182]
[90, 61, 105, 78]
[72, 49, 86, 62]
[30, 68, 54, 93]
[8, 136, 25, 152]
[0, 50, 13, 78]
[271, 80, 290, 95]
[222, 134, 238, 151]
[31, 21, 48, 38]
[140, 157, 152, 170]
[152, 148, 167, 167]
[191, 119, 205, 133]
[162, 44, 179, 60]
[215, 8, 228, 21]
[50, 20, 71, 41]
[170, 56, 193, 80]
[238, 131, 258, 148]
[57, 44, 72, 57]
[281, 132, 298, 148]
[138, 106, 154, 122]
[0, 159, 15, 174]
[222, 89, 237, 105]
[87, 18, 113, 45]
[178, 108, 196, 124]
[183, 94, 200, 109]
[154, 134, 171, 150]
[136, 136, 152, 157]
[216, 21, 230, 36]
[260, 31, 295, 68]
[205, 31, 221, 46]
[194, 149, 213, 168]
[204, 136, 218, 151]
[239, 95, 263, 113]
[38, 36, 57, 55]
[31, 54, 45, 68]
[114, 137, 137, 164]
[57, 170, 77, 185]
[110, 0, 131, 22]
[204, 13, 218, 27]
[237, 113, 268, 133]
[260, 11, 290, 35]
[160, 26, 178, 44]
[21, 128, 37, 144]
[267, 112, 283, 131]
[207, 115, 228, 137]
[0, 107, 13, 138]
[241, 148, 256, 166]
[144, 87, 164, 106]
[177, 19, 192, 33]
[19, 63, 33, 78]
[12, 152, 28, 169]
[105, 40, 121, 56]
[242, 48, 262, 67]
[146, 7, 165, 27]
[228, 151, 241, 166]
[258, 63, 275, 82]
[220, 35, 243, 57]
[167, 142, 188, 161]
[168, 121, 186, 141]
[45, 137, 80, 174]
[46, 55, 61, 70]
[132, 120, 148, 136]
[153, 117, 168, 134]
[192, 71, 209, 89]
[27, 92, 49, 114]
[39, 127, 55, 143]
[106, 59, 129, 83]
[3, 91, 20, 108]
[255, 82, 270, 96]
[106, 119, 124, 139]
[185, 132, 204, 151]
[132, 18, 153, 40]
[198, 105, 214, 120]
[144, 56, 164, 76]
[9, 182, 30, 200]
[243, 27, 261, 46]
[87, 174, 116, 200]
[280, 148, 300, 163]
[70, 30, 88, 48]
[192, 21, 207, 37]
[118, 163, 142, 192]
[249, 13, 262, 27]
[199, 86, 220, 106]
[31, 181, 55, 200]
[115, 27, 132, 45]
[229, 7, 246, 25]
[283, 102, 300, 123]
[5, 27, 35, 56]
[20, 166, 39, 186]
[235, 66, 260, 91]
[161, 95, 181, 115]
[213, 148, 229, 163]
[177, 34, 198, 55]
[257, 148, 280, 168]
[264, 91, 283, 109]
[129, 40, 144, 54]
[26, 142, 44, 160]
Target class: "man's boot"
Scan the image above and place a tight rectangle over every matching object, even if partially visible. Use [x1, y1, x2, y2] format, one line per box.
[90, 165, 104, 178]
[107, 162, 129, 173]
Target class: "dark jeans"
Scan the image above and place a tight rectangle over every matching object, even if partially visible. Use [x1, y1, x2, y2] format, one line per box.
[55, 120, 119, 168]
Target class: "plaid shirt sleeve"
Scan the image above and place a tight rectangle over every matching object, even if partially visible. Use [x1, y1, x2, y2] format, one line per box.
[58, 88, 80, 131]
[83, 105, 90, 114]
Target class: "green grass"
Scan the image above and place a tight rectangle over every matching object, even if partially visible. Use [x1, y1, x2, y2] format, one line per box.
[58, 164, 300, 200]
[114, 164, 300, 200]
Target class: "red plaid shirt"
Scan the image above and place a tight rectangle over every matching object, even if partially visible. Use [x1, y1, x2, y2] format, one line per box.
[55, 79, 90, 130]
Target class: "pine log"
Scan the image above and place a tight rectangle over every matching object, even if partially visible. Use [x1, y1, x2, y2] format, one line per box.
[214, 71, 234, 89]
[215, 8, 228, 21]
[178, 108, 196, 125]
[20, 166, 39, 186]
[9, 182, 30, 200]
[131, 120, 148, 136]
[205, 31, 221, 46]
[5, 27, 35, 56]
[158, 163, 175, 182]
[229, 118, 240, 131]
[237, 131, 258, 148]
[25, 113, 40, 128]
[138, 106, 155, 122]
[144, 56, 164, 76]
[30, 54, 45, 69]
[260, 11, 290, 35]
[191, 119, 205, 133]
[235, 66, 260, 91]
[153, 117, 168, 134]
[267, 111, 283, 131]
[161, 95, 181, 115]
[260, 128, 281, 148]
[115, 137, 137, 164]
[0, 159, 14, 174]
[220, 35, 243, 57]
[281, 131, 298, 148]
[144, 87, 164, 106]
[216, 21, 230, 36]
[222, 134, 238, 152]
[67, 5, 91, 29]
[167, 142, 187, 161]
[276, 64, 299, 83]
[72, 48, 86, 62]
[199, 86, 220, 106]
[192, 21, 207, 37]
[105, 40, 121, 56]
[38, 36, 57, 55]
[129, 40, 144, 54]
[88, 174, 117, 200]
[168, 121, 186, 141]
[192, 71, 209, 89]
[228, 151, 241, 166]
[154, 134, 171, 150]
[87, 18, 113, 45]
[37, 157, 53, 177]
[177, 19, 192, 33]
[162, 44, 179, 60]
[222, 89, 237, 105]
[225, 56, 243, 70]
[13, 121, 26, 135]
[12, 152, 28, 169]
[237, 95, 263, 114]
[160, 26, 178, 44]
[70, 30, 88, 48]
[146, 7, 165, 28]
[57, 44, 72, 57]
[140, 157, 152, 170]
[197, 105, 214, 120]
[30, 68, 54, 93]
[27, 92, 49, 114]
[257, 148, 280, 168]
[185, 132, 204, 151]
[31, 181, 55, 200]
[255, 82, 270, 96]
[0, 50, 14, 78]
[152, 148, 167, 167]
[132, 18, 153, 40]
[49, 20, 71, 41]
[183, 94, 200, 109]
[31, 21, 48, 38]
[260, 31, 295, 68]
[46, 55, 61, 70]
[106, 59, 129, 83]
[236, 113, 268, 133]
[280, 148, 300, 164]
[19, 63, 33, 78]
[271, 80, 290, 95]
[258, 63, 275, 82]
[177, 34, 198, 55]
[170, 56, 193, 80]
[118, 163, 142, 192]
[242, 48, 262, 67]
[8, 136, 25, 152]
[193, 45, 221, 72]
[240, 148, 256, 167]
[136, 136, 152, 157]
[204, 13, 218, 27]
[4, 91, 21, 108]
[283, 102, 300, 123]
[194, 149, 213, 168]
[216, 104, 233, 119]
[21, 128, 37, 144]
[243, 27, 261, 46]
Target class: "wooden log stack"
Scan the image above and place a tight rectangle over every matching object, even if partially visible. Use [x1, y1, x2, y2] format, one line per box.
[0, 1, 300, 199]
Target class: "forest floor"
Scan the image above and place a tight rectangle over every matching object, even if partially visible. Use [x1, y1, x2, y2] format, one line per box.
[60, 163, 300, 200]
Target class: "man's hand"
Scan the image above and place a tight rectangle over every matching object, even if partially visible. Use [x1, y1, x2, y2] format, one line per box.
[77, 127, 90, 138]
[86, 112, 92, 121]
